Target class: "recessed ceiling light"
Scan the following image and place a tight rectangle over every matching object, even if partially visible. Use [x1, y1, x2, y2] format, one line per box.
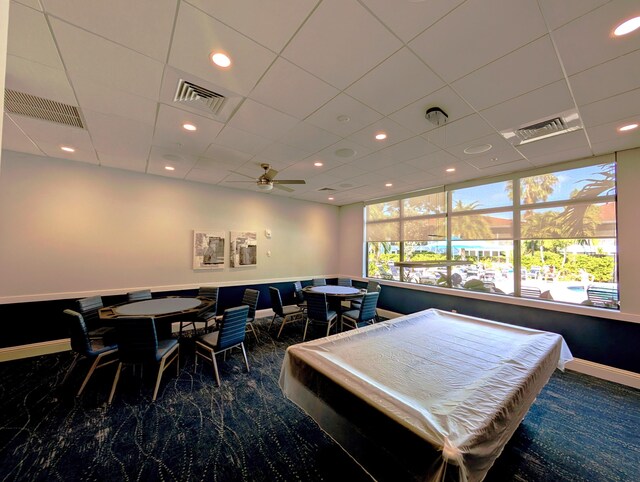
[385, 183, 393, 187]
[464, 144, 492, 155]
[446, 168, 456, 172]
[165, 166, 175, 171]
[328, 197, 334, 201]
[618, 123, 638, 132]
[211, 52, 231, 68]
[375, 133, 387, 140]
[613, 16, 640, 36]
[314, 162, 324, 167]
[337, 115, 351, 123]
[183, 123, 197, 131]
[335, 148, 356, 158]
[60, 146, 75, 152]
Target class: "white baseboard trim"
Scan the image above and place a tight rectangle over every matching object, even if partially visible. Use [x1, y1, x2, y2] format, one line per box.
[0, 339, 70, 363]
[565, 358, 640, 389]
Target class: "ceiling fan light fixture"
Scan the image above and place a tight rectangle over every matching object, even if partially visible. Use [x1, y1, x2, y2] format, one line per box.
[257, 181, 273, 191]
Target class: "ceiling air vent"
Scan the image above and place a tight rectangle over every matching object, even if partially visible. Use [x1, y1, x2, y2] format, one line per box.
[500, 108, 583, 146]
[4, 89, 84, 128]
[317, 187, 336, 192]
[174, 79, 227, 115]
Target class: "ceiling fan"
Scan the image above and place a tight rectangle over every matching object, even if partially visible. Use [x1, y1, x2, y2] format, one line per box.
[229, 163, 306, 192]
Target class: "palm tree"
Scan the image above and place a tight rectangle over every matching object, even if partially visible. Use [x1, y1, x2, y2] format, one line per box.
[506, 174, 558, 204]
[451, 200, 493, 240]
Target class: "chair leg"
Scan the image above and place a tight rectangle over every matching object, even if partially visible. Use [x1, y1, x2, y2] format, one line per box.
[240, 343, 250, 373]
[277, 316, 287, 339]
[303, 318, 310, 341]
[268, 313, 277, 331]
[153, 358, 167, 401]
[78, 355, 102, 396]
[211, 348, 221, 386]
[247, 322, 259, 342]
[61, 353, 80, 385]
[108, 362, 123, 405]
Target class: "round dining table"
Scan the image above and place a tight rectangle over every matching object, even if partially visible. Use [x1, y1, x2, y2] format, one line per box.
[99, 296, 216, 338]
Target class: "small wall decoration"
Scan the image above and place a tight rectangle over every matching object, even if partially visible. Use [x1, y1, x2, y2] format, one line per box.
[193, 230, 225, 269]
[230, 231, 257, 267]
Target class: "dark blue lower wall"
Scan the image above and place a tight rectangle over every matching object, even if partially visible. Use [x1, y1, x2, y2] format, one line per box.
[2, 279, 638, 374]
[372, 283, 639, 374]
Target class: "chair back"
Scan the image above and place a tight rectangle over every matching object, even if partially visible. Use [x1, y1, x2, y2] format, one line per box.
[358, 292, 379, 323]
[217, 305, 250, 351]
[127, 289, 152, 302]
[113, 317, 159, 363]
[337, 278, 352, 287]
[63, 309, 92, 354]
[76, 296, 103, 323]
[241, 288, 260, 321]
[306, 292, 330, 322]
[366, 280, 381, 293]
[198, 286, 219, 300]
[312, 278, 327, 287]
[269, 287, 284, 317]
[293, 281, 305, 303]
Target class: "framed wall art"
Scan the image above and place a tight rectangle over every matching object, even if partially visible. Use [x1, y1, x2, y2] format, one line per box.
[193, 230, 225, 269]
[230, 231, 257, 267]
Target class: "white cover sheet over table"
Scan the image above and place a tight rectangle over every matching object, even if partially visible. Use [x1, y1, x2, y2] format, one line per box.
[279, 308, 572, 482]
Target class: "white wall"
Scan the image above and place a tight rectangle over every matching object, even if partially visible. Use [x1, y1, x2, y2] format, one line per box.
[0, 151, 339, 302]
[0, 0, 9, 171]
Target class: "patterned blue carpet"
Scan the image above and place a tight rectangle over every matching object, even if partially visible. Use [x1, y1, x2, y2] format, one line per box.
[0, 317, 638, 481]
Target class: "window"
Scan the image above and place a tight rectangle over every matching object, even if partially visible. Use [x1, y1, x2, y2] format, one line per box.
[365, 160, 618, 309]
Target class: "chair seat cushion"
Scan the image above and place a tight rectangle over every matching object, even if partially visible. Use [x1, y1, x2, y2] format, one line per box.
[198, 330, 219, 348]
[341, 309, 359, 320]
[283, 305, 303, 315]
[88, 339, 118, 356]
[156, 338, 179, 361]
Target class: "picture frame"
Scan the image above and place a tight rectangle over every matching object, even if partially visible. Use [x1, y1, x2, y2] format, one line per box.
[193, 230, 225, 269]
[230, 231, 257, 267]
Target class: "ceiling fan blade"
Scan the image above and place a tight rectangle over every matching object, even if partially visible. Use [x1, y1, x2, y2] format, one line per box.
[272, 179, 306, 185]
[264, 168, 278, 181]
[274, 184, 294, 193]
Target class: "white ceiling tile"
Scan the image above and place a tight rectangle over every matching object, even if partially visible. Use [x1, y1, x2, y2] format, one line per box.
[214, 126, 271, 155]
[481, 80, 574, 132]
[425, 160, 480, 179]
[445, 132, 514, 161]
[2, 114, 45, 156]
[452, 36, 564, 111]
[404, 149, 461, 171]
[13, 0, 42, 9]
[227, 99, 299, 140]
[323, 163, 365, 180]
[312, 139, 373, 164]
[82, 109, 154, 159]
[374, 162, 423, 180]
[249, 57, 339, 119]
[278, 122, 341, 153]
[169, 3, 276, 96]
[581, 88, 640, 128]
[516, 129, 592, 160]
[586, 116, 640, 145]
[256, 141, 311, 165]
[347, 118, 414, 151]
[147, 145, 198, 178]
[42, 0, 176, 61]
[474, 158, 533, 176]
[49, 18, 164, 101]
[423, 114, 495, 150]
[346, 48, 444, 115]
[305, 93, 383, 137]
[186, 0, 317, 53]
[410, 0, 548, 82]
[198, 144, 253, 169]
[71, 76, 158, 126]
[8, 2, 62, 69]
[36, 141, 99, 165]
[389, 86, 475, 135]
[349, 151, 398, 172]
[570, 48, 640, 106]
[97, 151, 147, 172]
[526, 145, 594, 167]
[552, 1, 640, 75]
[9, 114, 93, 150]
[361, 0, 464, 43]
[592, 132, 640, 157]
[5, 55, 76, 104]
[463, 147, 525, 170]
[184, 168, 229, 185]
[538, 0, 610, 31]
[281, 0, 402, 89]
[153, 104, 225, 155]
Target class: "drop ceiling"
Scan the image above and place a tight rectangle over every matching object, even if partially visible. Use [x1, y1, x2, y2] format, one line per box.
[3, 0, 639, 206]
